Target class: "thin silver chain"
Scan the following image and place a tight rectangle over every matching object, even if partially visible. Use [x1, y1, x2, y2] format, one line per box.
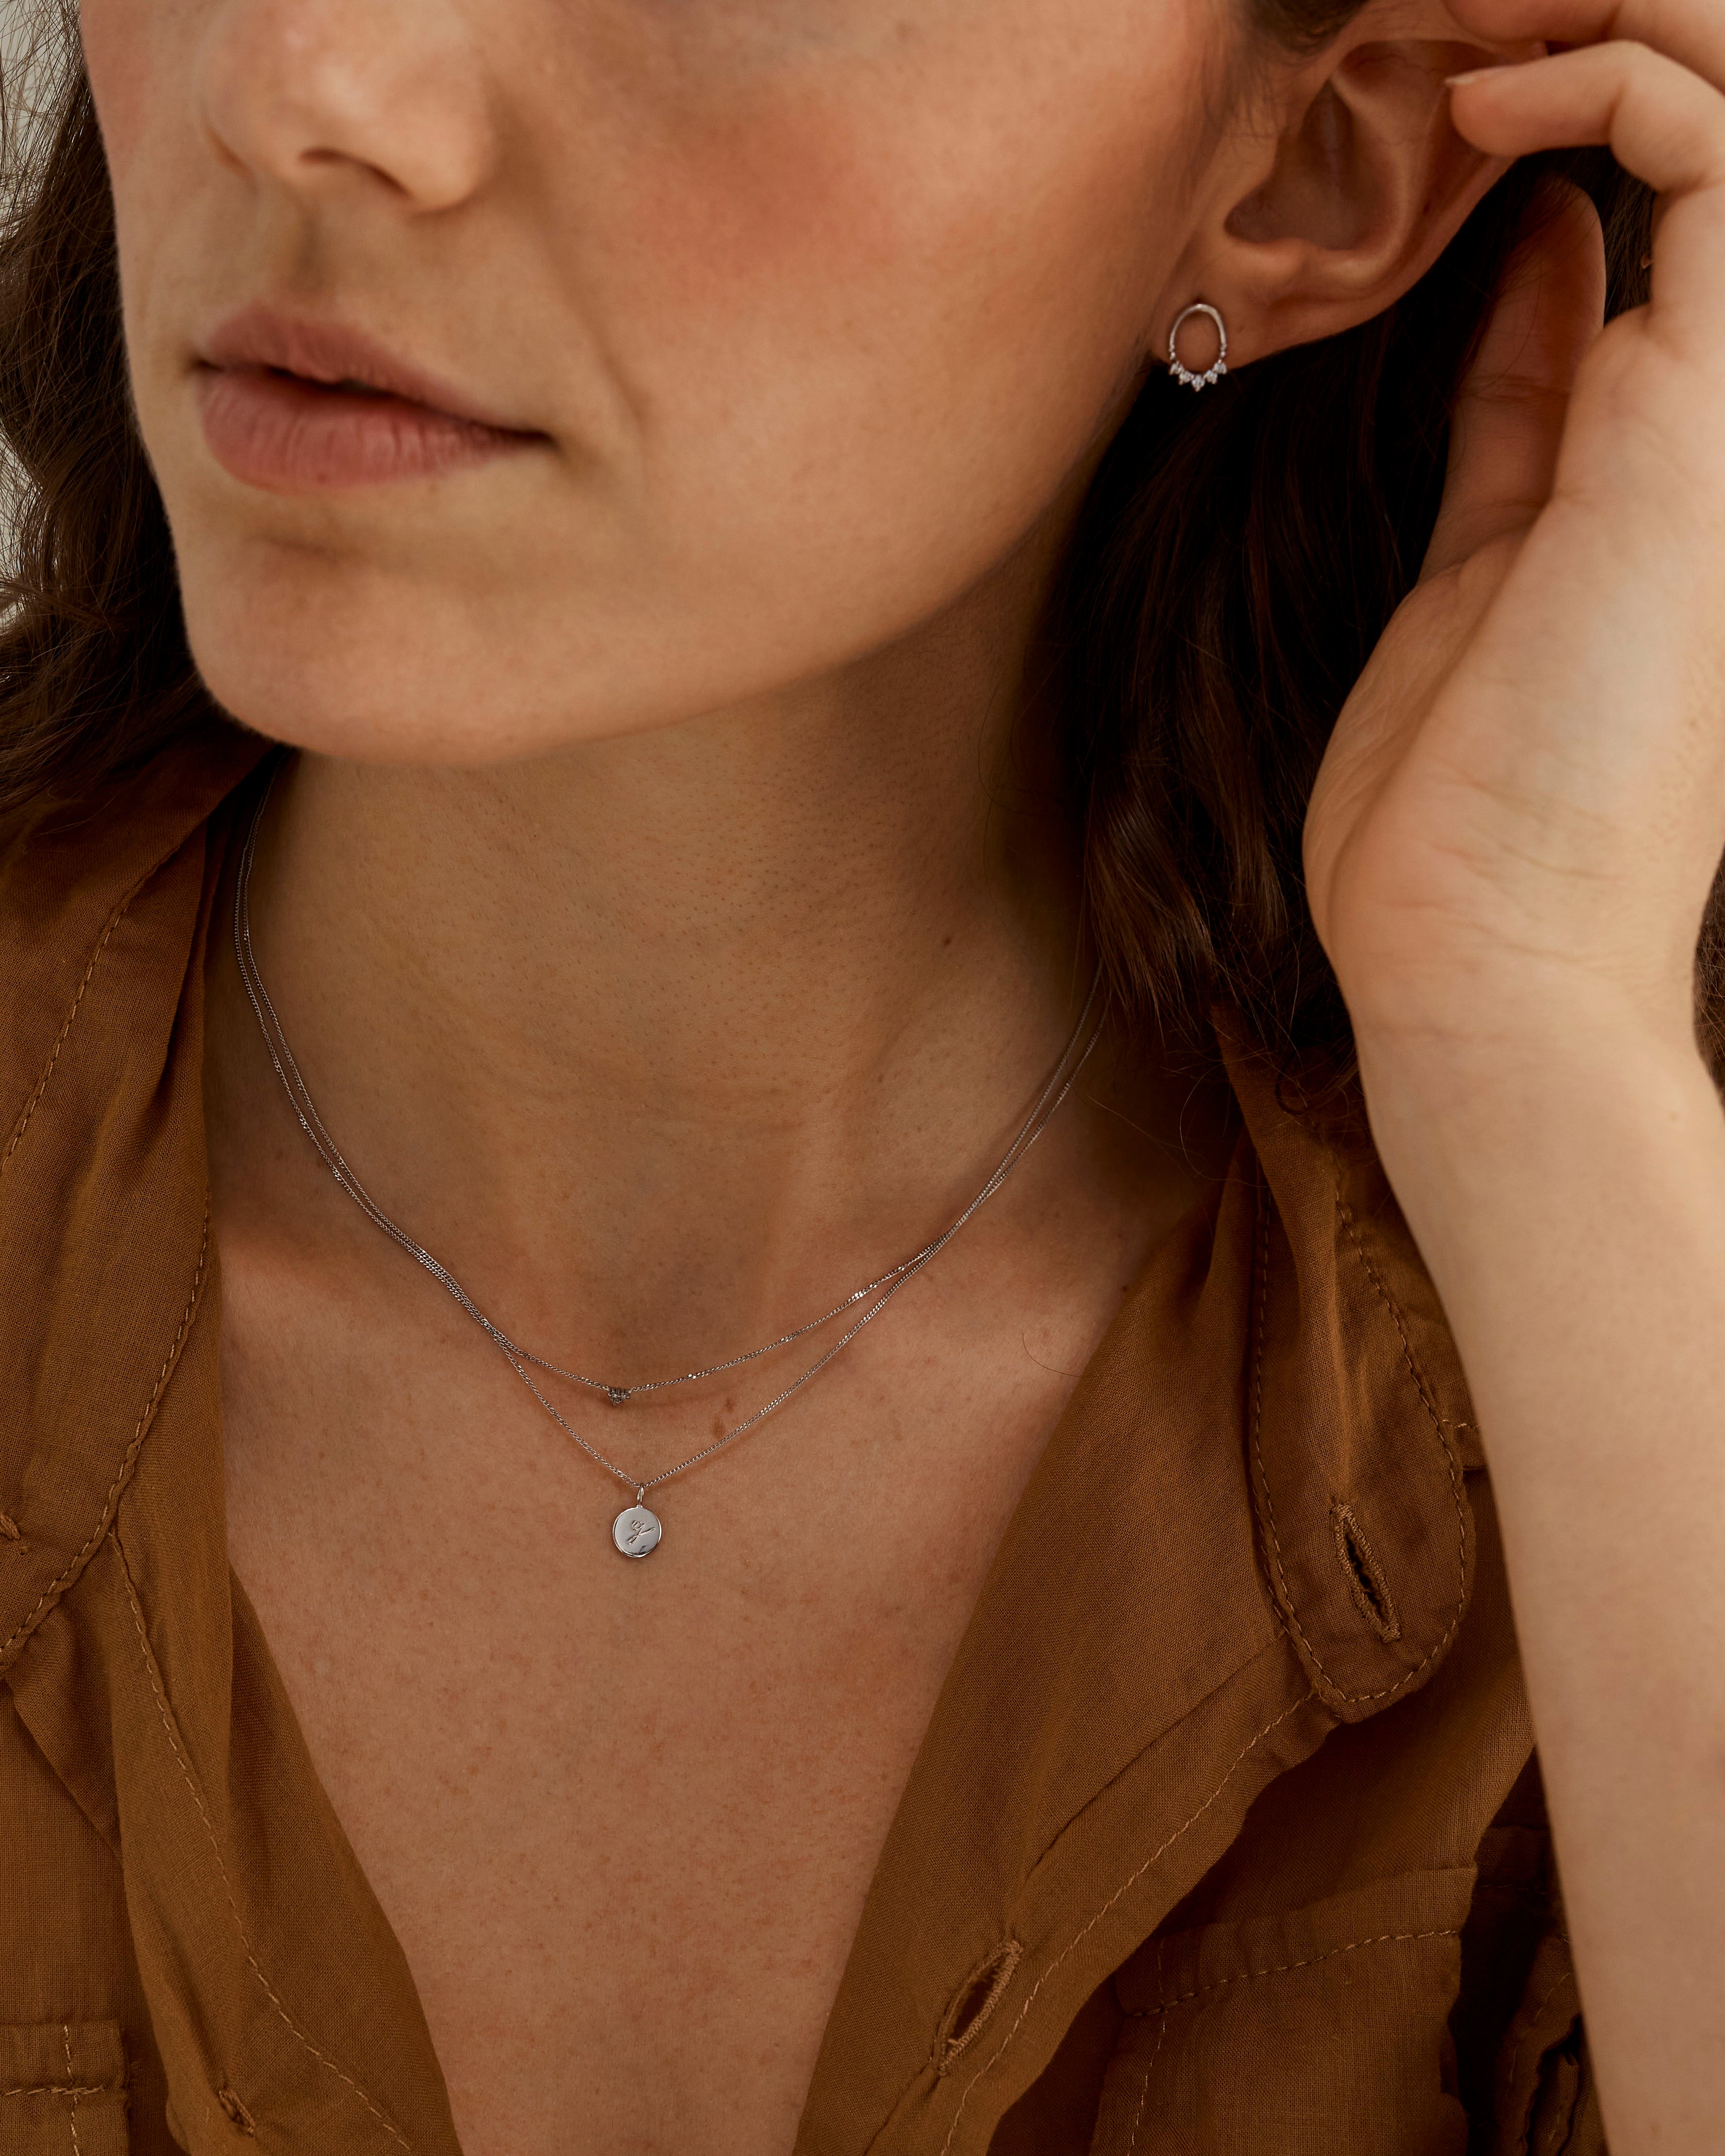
[232, 767, 1104, 1504]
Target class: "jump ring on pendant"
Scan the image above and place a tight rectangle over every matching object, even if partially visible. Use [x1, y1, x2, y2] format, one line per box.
[1168, 302, 1229, 392]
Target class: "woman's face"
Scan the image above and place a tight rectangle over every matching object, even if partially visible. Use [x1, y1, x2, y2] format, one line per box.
[83, 0, 1248, 762]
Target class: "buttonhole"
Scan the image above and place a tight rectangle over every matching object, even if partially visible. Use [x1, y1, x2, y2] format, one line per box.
[935, 1939, 1023, 2075]
[0, 1511, 25, 1552]
[1329, 1500, 1402, 1643]
[216, 2085, 258, 2137]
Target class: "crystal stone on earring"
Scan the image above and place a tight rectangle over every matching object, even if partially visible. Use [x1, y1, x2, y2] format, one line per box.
[1167, 302, 1229, 392]
[1169, 350, 1228, 392]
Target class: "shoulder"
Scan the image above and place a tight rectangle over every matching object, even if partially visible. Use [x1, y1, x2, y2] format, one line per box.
[0, 725, 271, 1140]
[0, 723, 270, 1675]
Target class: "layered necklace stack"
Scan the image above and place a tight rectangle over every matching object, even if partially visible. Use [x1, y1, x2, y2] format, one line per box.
[233, 776, 1104, 1560]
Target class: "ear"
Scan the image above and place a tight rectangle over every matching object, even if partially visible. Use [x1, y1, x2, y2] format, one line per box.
[1165, 1, 1544, 374]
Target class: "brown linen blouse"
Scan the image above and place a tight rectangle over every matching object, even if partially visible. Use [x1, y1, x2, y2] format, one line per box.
[0, 735, 1605, 2156]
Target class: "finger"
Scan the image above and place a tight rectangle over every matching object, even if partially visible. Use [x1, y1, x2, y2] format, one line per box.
[1423, 183, 1606, 580]
[1450, 0, 1725, 92]
[1450, 44, 1725, 320]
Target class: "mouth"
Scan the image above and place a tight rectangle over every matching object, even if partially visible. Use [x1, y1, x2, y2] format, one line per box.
[194, 305, 546, 493]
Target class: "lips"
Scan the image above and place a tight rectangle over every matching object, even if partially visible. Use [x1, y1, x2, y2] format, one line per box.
[194, 305, 542, 493]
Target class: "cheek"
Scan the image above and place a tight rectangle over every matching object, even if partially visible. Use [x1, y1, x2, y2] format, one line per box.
[587, 23, 1205, 555]
[79, 0, 170, 185]
[652, 69, 1183, 351]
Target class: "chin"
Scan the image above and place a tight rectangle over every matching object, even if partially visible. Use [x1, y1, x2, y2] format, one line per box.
[187, 608, 514, 769]
[177, 542, 643, 768]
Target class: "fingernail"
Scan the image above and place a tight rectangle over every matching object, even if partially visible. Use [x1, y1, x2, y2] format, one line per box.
[1445, 69, 1492, 86]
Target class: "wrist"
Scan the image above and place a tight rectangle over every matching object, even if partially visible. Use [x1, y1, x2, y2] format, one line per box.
[1347, 977, 1705, 1121]
[1354, 1019, 1725, 1241]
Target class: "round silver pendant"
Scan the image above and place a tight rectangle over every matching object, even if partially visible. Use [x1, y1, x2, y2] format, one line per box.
[612, 1504, 663, 1560]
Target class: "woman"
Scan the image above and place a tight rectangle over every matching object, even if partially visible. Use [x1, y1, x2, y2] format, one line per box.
[0, 0, 1720, 2146]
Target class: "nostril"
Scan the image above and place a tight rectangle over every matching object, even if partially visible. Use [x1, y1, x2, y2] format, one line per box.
[190, 8, 499, 217]
[1329, 1499, 1402, 1643]
[934, 1939, 1024, 2074]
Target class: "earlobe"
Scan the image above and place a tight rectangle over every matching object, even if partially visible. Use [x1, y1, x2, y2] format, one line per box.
[1195, 10, 1537, 368]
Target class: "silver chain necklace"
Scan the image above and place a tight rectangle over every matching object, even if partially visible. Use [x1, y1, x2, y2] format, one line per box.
[233, 771, 1103, 1559]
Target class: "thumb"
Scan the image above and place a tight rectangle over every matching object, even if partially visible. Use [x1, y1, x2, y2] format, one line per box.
[1422, 179, 1607, 581]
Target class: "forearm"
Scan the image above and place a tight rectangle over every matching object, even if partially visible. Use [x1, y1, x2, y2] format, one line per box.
[1359, 1026, 1725, 2150]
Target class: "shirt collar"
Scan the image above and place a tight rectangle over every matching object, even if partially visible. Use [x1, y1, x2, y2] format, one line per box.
[801, 1032, 1480, 2147]
[1, 728, 270, 1676]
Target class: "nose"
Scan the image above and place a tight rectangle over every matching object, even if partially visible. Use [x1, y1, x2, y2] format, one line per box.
[196, 0, 496, 213]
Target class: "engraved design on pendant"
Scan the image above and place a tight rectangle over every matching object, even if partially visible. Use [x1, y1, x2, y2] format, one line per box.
[612, 1505, 663, 1560]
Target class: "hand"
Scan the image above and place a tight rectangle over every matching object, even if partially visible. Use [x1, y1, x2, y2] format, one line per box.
[1303, 0, 1725, 1081]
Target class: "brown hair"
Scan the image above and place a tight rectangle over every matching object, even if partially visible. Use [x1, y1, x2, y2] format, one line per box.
[0, 7, 208, 816]
[0, 2, 1660, 1068]
[1052, 125, 1656, 1077]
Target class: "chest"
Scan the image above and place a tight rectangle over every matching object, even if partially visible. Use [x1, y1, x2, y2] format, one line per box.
[217, 1256, 1105, 2156]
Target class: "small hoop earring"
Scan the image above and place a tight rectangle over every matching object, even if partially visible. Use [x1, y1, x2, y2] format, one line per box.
[1168, 302, 1229, 392]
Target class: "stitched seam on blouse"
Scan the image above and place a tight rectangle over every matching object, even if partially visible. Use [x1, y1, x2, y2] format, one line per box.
[1123, 1935, 1168, 2156]
[112, 1526, 413, 2153]
[0, 2088, 108, 2101]
[1507, 1964, 1580, 2156]
[1123, 2016, 1167, 2155]
[1333, 1179, 1471, 1652]
[1122, 1924, 1460, 2015]
[0, 1202, 211, 1671]
[934, 1689, 1318, 2156]
[1542, 2067, 1585, 2156]
[62, 2025, 81, 2156]
[0, 829, 190, 1177]
[1249, 1173, 1469, 1705]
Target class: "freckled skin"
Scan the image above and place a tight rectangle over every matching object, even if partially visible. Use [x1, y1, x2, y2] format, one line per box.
[94, 0, 1534, 2149]
[84, 0, 1220, 761]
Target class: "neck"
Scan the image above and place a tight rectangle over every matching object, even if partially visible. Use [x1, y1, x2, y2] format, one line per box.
[211, 527, 1120, 1370]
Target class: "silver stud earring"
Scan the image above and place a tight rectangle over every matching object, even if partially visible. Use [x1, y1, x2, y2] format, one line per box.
[1168, 302, 1229, 392]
